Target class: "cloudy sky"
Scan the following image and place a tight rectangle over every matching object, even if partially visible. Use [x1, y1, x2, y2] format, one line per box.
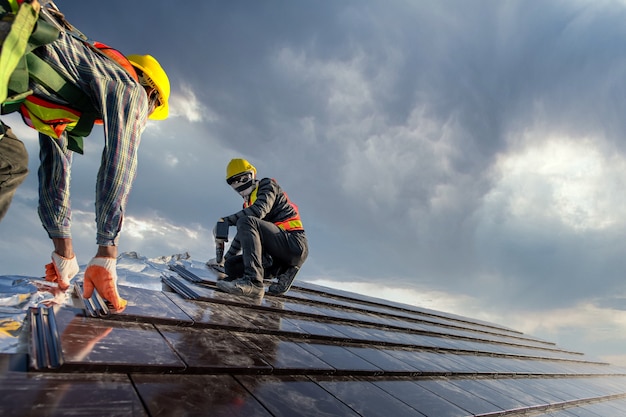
[2, 0, 626, 365]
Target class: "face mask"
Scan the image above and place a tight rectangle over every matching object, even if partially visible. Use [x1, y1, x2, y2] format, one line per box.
[238, 182, 256, 198]
[227, 172, 255, 196]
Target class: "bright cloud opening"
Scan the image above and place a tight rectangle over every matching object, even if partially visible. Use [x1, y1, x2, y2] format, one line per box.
[169, 83, 216, 123]
[485, 136, 626, 232]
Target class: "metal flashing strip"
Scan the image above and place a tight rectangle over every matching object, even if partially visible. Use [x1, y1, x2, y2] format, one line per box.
[75, 281, 110, 318]
[162, 275, 200, 299]
[169, 264, 214, 284]
[29, 307, 63, 370]
[207, 264, 226, 275]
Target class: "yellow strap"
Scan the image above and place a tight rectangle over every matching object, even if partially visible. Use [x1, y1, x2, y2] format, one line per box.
[244, 186, 259, 208]
[0, 1, 39, 103]
[7, 0, 21, 13]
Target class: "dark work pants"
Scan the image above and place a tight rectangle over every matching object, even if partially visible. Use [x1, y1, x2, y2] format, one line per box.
[0, 123, 29, 222]
[224, 216, 308, 284]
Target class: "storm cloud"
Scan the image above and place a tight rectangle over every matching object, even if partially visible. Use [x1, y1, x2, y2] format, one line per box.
[2, 0, 626, 363]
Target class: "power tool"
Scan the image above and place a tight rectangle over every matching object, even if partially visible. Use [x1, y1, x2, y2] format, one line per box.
[214, 220, 230, 264]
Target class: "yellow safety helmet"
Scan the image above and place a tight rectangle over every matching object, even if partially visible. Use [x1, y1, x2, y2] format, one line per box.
[226, 158, 256, 181]
[126, 54, 170, 120]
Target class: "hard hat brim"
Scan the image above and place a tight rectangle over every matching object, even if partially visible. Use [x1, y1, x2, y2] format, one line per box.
[148, 101, 169, 120]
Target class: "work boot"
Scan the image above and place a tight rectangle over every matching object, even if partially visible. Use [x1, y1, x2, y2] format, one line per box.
[263, 263, 288, 282]
[216, 277, 265, 298]
[219, 275, 237, 282]
[267, 266, 299, 295]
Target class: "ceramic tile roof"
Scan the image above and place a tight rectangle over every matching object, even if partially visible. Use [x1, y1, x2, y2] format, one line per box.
[2, 262, 626, 416]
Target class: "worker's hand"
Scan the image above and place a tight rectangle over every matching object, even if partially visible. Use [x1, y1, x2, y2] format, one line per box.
[44, 252, 79, 291]
[214, 219, 230, 238]
[83, 257, 127, 312]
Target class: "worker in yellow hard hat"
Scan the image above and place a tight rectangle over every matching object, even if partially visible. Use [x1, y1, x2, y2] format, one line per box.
[208, 158, 309, 298]
[0, 0, 171, 312]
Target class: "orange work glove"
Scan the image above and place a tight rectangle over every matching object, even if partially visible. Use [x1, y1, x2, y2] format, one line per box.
[44, 252, 79, 291]
[83, 257, 127, 312]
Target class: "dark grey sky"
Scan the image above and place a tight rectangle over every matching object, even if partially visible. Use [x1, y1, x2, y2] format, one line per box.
[1, 0, 626, 364]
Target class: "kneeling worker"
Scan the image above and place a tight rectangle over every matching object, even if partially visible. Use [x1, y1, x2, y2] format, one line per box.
[213, 158, 308, 298]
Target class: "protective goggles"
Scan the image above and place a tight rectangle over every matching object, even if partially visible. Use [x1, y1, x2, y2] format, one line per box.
[227, 172, 253, 186]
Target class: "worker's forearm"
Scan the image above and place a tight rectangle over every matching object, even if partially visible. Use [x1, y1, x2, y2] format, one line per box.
[96, 245, 117, 259]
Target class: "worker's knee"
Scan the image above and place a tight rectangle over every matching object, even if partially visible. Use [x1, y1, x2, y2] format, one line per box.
[224, 255, 244, 279]
[0, 131, 29, 181]
[12, 140, 29, 178]
[235, 216, 260, 232]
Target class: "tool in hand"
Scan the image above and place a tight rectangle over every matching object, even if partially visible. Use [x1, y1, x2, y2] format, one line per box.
[214, 219, 229, 264]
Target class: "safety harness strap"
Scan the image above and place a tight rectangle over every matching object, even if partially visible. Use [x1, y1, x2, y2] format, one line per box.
[25, 52, 98, 153]
[26, 52, 93, 110]
[0, 0, 38, 103]
[1, 1, 115, 153]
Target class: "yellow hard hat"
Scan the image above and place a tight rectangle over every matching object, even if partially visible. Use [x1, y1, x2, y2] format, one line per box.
[127, 54, 170, 120]
[226, 158, 256, 181]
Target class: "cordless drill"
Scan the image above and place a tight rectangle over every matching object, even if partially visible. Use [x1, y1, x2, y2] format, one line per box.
[214, 220, 230, 263]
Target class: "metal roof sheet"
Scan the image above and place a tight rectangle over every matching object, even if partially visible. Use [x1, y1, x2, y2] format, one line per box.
[1, 262, 626, 416]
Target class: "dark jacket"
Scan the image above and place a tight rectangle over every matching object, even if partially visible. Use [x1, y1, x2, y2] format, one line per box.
[224, 178, 304, 258]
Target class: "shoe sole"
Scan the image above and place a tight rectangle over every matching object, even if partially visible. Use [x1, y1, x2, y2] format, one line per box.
[217, 280, 264, 298]
[268, 270, 298, 295]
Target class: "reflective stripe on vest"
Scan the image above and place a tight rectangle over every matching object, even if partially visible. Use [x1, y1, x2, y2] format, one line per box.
[244, 184, 304, 232]
[19, 95, 97, 139]
[274, 217, 304, 232]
